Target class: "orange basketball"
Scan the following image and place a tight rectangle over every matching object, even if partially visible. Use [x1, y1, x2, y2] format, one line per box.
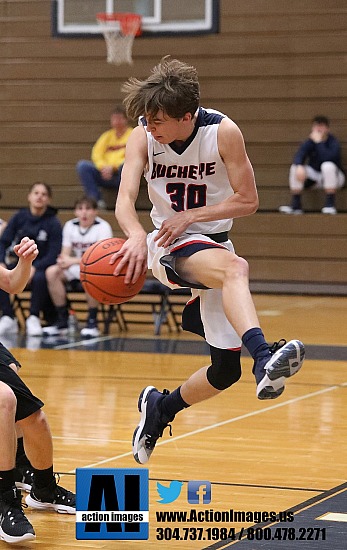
[80, 237, 146, 304]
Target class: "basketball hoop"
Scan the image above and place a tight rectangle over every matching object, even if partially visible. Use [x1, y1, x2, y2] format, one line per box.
[96, 12, 142, 66]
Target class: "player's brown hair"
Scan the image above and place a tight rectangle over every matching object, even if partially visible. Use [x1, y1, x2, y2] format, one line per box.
[122, 56, 200, 120]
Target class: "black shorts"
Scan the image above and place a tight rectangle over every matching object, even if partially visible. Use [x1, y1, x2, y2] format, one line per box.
[0, 342, 44, 421]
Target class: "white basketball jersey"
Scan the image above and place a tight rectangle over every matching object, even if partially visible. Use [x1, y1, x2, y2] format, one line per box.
[142, 107, 234, 234]
[62, 217, 113, 258]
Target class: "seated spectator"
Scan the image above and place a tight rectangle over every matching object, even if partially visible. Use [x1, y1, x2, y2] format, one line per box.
[0, 182, 62, 337]
[43, 196, 113, 337]
[76, 106, 133, 209]
[279, 115, 345, 214]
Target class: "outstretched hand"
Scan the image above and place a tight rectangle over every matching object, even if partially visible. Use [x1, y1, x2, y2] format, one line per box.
[13, 237, 39, 262]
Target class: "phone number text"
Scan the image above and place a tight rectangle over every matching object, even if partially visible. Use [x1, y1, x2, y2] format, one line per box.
[156, 526, 326, 542]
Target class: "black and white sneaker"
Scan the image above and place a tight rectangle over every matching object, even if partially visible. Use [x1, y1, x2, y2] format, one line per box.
[80, 321, 100, 338]
[0, 487, 36, 544]
[14, 466, 34, 493]
[132, 386, 174, 464]
[254, 339, 305, 400]
[26, 476, 75, 515]
[42, 323, 68, 336]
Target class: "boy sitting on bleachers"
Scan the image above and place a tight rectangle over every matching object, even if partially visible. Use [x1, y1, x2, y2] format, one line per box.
[43, 196, 112, 337]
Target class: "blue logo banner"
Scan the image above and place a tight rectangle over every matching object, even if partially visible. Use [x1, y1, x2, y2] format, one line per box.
[76, 468, 149, 540]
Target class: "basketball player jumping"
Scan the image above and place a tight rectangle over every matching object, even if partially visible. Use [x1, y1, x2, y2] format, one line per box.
[112, 57, 305, 465]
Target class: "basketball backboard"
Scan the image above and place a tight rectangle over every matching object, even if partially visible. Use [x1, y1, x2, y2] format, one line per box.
[52, 0, 219, 37]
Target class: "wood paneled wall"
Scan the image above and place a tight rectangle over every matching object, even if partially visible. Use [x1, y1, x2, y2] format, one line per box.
[0, 0, 346, 211]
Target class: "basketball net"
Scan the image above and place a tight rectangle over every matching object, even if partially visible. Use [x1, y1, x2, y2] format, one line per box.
[96, 13, 142, 65]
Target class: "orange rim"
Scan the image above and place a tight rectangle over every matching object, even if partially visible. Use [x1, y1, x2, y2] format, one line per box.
[96, 12, 142, 36]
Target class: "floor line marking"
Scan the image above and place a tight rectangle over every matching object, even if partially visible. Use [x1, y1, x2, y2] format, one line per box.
[53, 335, 116, 349]
[52, 436, 128, 443]
[67, 383, 343, 472]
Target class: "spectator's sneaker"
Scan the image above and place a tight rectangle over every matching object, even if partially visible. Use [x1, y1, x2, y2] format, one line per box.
[279, 205, 303, 215]
[132, 386, 174, 464]
[97, 199, 107, 210]
[26, 476, 75, 515]
[0, 315, 18, 336]
[0, 487, 36, 544]
[26, 315, 43, 336]
[321, 206, 337, 214]
[42, 323, 68, 336]
[25, 335, 42, 351]
[254, 340, 305, 400]
[80, 322, 100, 338]
[14, 466, 34, 492]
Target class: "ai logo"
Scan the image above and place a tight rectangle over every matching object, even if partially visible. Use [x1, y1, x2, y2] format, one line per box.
[76, 468, 149, 540]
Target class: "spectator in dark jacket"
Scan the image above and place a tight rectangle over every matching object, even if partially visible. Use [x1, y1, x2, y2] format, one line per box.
[0, 182, 62, 336]
[279, 115, 345, 214]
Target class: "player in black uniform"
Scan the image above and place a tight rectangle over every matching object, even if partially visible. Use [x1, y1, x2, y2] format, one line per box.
[0, 236, 75, 545]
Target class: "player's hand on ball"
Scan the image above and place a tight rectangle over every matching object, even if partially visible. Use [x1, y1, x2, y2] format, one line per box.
[80, 238, 146, 305]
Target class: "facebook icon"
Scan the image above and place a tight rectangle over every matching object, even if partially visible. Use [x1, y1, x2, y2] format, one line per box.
[187, 481, 212, 504]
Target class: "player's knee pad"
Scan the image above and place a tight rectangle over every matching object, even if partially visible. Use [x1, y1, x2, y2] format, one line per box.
[206, 346, 242, 390]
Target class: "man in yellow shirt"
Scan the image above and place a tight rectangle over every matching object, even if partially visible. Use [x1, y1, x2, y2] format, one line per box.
[76, 106, 133, 209]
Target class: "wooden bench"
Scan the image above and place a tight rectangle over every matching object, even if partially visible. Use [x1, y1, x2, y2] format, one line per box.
[11, 281, 191, 336]
[11, 286, 122, 334]
[258, 186, 347, 213]
[231, 212, 347, 294]
[104, 282, 190, 335]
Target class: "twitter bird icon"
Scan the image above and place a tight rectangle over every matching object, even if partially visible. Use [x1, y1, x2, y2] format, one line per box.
[157, 480, 183, 504]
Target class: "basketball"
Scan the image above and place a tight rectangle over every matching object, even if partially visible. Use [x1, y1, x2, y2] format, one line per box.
[80, 237, 146, 304]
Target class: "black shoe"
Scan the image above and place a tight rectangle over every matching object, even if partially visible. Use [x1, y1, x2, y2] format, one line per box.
[0, 487, 36, 544]
[132, 386, 174, 464]
[26, 475, 76, 514]
[14, 465, 34, 493]
[254, 339, 305, 400]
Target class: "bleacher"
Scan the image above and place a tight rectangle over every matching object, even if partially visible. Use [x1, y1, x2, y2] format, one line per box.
[3, 187, 346, 337]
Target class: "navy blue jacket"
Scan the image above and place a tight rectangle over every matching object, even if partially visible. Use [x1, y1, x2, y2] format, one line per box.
[293, 134, 344, 172]
[0, 206, 62, 270]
